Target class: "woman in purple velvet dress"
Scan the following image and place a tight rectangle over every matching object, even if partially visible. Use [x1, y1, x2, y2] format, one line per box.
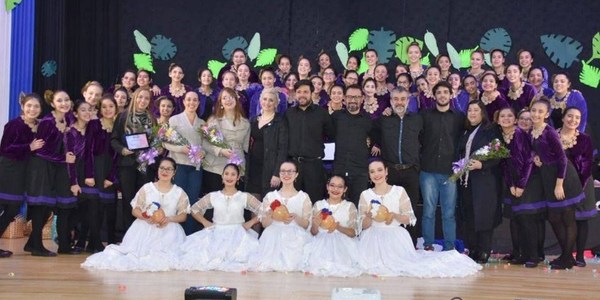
[317, 51, 332, 76]
[436, 54, 452, 81]
[326, 84, 345, 114]
[548, 73, 587, 132]
[322, 66, 337, 96]
[558, 107, 597, 267]
[489, 49, 508, 90]
[374, 64, 393, 106]
[463, 75, 480, 103]
[25, 90, 76, 256]
[464, 49, 486, 83]
[221, 70, 250, 116]
[528, 67, 554, 103]
[248, 68, 287, 119]
[236, 63, 261, 104]
[362, 78, 388, 120]
[160, 63, 193, 116]
[297, 56, 312, 81]
[217, 48, 258, 87]
[530, 98, 584, 270]
[0, 94, 44, 258]
[310, 75, 328, 108]
[518, 49, 549, 89]
[196, 69, 217, 121]
[497, 107, 543, 267]
[107, 69, 136, 99]
[419, 66, 442, 111]
[448, 73, 469, 113]
[503, 64, 536, 112]
[479, 73, 509, 121]
[275, 54, 292, 87]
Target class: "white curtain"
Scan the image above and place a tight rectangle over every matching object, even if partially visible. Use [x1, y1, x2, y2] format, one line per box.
[0, 9, 12, 138]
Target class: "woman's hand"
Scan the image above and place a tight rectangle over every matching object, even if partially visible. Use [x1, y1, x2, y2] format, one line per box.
[327, 222, 338, 233]
[103, 180, 113, 188]
[220, 148, 233, 159]
[84, 178, 95, 187]
[312, 214, 322, 227]
[284, 213, 296, 224]
[554, 184, 565, 200]
[151, 85, 161, 96]
[270, 176, 281, 188]
[70, 184, 81, 196]
[533, 155, 542, 167]
[385, 213, 395, 225]
[182, 145, 191, 155]
[371, 146, 381, 156]
[468, 159, 482, 170]
[363, 212, 373, 228]
[121, 148, 134, 156]
[382, 107, 392, 117]
[29, 139, 44, 151]
[65, 152, 76, 163]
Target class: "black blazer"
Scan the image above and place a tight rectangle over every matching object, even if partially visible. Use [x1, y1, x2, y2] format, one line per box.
[111, 112, 154, 167]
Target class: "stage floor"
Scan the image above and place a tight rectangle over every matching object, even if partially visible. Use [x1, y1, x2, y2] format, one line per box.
[0, 238, 598, 299]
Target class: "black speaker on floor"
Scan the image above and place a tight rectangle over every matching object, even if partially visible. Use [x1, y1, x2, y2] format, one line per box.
[184, 286, 237, 300]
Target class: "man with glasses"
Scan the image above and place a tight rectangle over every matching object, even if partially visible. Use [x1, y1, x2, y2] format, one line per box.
[331, 84, 373, 206]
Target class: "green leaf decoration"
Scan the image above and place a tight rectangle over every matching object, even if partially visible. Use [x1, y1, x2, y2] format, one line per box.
[41, 60, 57, 78]
[348, 28, 369, 52]
[357, 52, 369, 75]
[5, 0, 22, 11]
[420, 53, 430, 67]
[424, 31, 439, 57]
[151, 35, 178, 61]
[446, 43, 461, 69]
[133, 53, 154, 73]
[459, 46, 479, 69]
[479, 28, 512, 54]
[579, 61, 600, 88]
[222, 36, 248, 61]
[335, 41, 349, 69]
[368, 27, 396, 64]
[254, 48, 278, 67]
[395, 36, 424, 65]
[133, 30, 152, 54]
[586, 32, 600, 64]
[540, 34, 582, 69]
[207, 60, 227, 79]
[247, 33, 261, 61]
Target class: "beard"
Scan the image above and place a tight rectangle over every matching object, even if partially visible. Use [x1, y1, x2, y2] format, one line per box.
[347, 103, 359, 113]
[393, 105, 406, 115]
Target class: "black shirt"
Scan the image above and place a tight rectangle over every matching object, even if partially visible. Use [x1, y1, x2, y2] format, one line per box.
[420, 108, 465, 174]
[285, 104, 334, 158]
[331, 109, 373, 172]
[373, 112, 422, 167]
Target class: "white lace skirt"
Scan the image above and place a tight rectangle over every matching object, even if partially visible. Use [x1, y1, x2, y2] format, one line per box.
[249, 222, 311, 272]
[302, 230, 362, 277]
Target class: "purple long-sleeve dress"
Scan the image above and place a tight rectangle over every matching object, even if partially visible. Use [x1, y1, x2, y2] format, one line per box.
[85, 119, 118, 202]
[480, 93, 509, 121]
[160, 84, 193, 116]
[451, 90, 470, 113]
[0, 117, 37, 204]
[549, 90, 587, 132]
[504, 82, 536, 112]
[563, 131, 597, 220]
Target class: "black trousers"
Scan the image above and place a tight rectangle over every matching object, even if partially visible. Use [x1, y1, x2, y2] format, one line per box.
[293, 158, 326, 203]
[387, 165, 420, 244]
[334, 170, 368, 208]
[118, 165, 150, 230]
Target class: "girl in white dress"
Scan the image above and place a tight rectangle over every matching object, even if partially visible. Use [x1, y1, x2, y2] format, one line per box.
[357, 159, 482, 277]
[303, 175, 362, 277]
[81, 158, 190, 271]
[177, 163, 261, 272]
[250, 161, 312, 272]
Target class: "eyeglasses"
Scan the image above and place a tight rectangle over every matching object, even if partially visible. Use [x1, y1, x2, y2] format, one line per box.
[279, 170, 297, 175]
[345, 95, 363, 100]
[159, 167, 175, 172]
[324, 72, 335, 76]
[327, 183, 345, 190]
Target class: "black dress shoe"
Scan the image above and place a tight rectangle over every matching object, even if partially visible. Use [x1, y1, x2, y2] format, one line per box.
[23, 243, 32, 252]
[575, 259, 587, 267]
[0, 249, 13, 258]
[525, 261, 539, 268]
[31, 249, 57, 257]
[511, 256, 528, 265]
[502, 253, 516, 261]
[58, 247, 82, 255]
[476, 252, 490, 264]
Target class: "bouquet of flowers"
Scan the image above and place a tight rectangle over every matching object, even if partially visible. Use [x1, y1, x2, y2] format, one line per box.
[142, 201, 165, 223]
[319, 208, 336, 231]
[448, 138, 510, 185]
[198, 124, 230, 149]
[154, 124, 189, 146]
[369, 199, 392, 223]
[137, 148, 160, 173]
[270, 199, 289, 221]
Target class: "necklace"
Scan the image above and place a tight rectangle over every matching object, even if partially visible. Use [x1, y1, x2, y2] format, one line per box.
[409, 66, 423, 79]
[502, 128, 515, 144]
[169, 84, 185, 98]
[508, 82, 524, 100]
[363, 98, 379, 114]
[100, 117, 114, 132]
[423, 89, 434, 99]
[21, 116, 39, 133]
[52, 111, 67, 133]
[199, 87, 212, 97]
[550, 91, 570, 112]
[481, 92, 495, 105]
[531, 124, 546, 140]
[375, 85, 389, 96]
[558, 129, 579, 149]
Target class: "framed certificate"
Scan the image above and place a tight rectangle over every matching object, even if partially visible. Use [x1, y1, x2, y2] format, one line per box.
[125, 133, 150, 150]
[323, 143, 335, 161]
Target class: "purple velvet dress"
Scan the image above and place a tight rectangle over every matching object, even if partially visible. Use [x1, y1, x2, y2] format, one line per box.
[563, 132, 597, 220]
[504, 82, 536, 112]
[418, 92, 436, 111]
[0, 117, 37, 204]
[160, 84, 193, 116]
[26, 113, 76, 207]
[549, 90, 587, 132]
[196, 88, 219, 121]
[531, 126, 583, 209]
[407, 95, 419, 114]
[451, 90, 470, 113]
[86, 119, 118, 203]
[480, 93, 509, 121]
[363, 95, 390, 121]
[65, 126, 87, 189]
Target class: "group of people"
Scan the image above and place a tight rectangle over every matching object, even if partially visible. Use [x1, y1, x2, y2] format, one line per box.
[0, 43, 595, 276]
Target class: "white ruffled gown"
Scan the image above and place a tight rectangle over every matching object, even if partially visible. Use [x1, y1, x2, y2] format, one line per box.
[81, 183, 190, 272]
[357, 185, 482, 277]
[302, 199, 362, 277]
[250, 190, 312, 272]
[177, 191, 261, 272]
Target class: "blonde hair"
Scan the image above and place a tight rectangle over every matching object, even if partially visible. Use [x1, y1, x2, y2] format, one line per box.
[81, 81, 103, 95]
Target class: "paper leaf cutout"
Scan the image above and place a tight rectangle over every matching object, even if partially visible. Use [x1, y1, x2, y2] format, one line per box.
[368, 28, 396, 64]
[41, 60, 57, 78]
[484, 53, 491, 66]
[446, 43, 461, 69]
[586, 32, 600, 64]
[254, 48, 277, 67]
[479, 28, 512, 54]
[133, 30, 152, 54]
[348, 28, 369, 52]
[5, 0, 22, 11]
[207, 60, 227, 79]
[221, 36, 248, 61]
[580, 61, 600, 88]
[336, 41, 349, 69]
[133, 53, 154, 73]
[151, 35, 177, 61]
[395, 37, 424, 65]
[357, 52, 368, 75]
[421, 54, 430, 67]
[459, 46, 479, 69]
[540, 34, 582, 69]
[424, 31, 439, 57]
[247, 33, 261, 61]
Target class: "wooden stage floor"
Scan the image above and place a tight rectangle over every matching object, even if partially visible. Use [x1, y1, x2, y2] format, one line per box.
[0, 238, 598, 299]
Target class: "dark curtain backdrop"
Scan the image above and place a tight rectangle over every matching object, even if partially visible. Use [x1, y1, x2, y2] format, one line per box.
[33, 0, 600, 135]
